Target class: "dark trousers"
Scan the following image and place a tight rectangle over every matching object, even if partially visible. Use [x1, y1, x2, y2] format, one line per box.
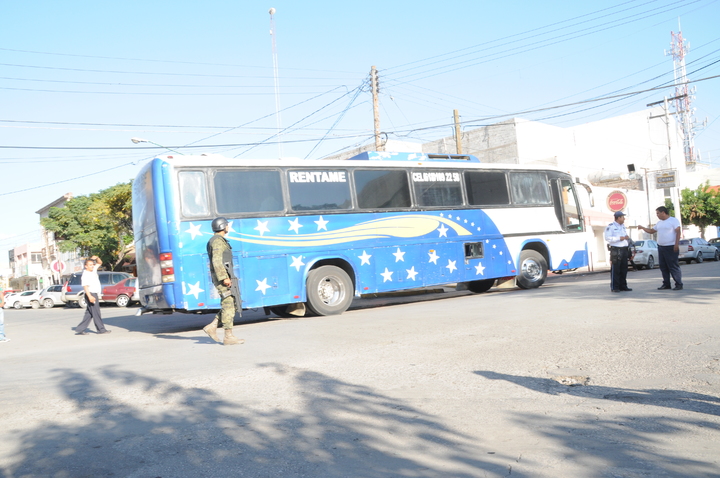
[658, 245, 683, 287]
[76, 293, 107, 333]
[609, 246, 629, 291]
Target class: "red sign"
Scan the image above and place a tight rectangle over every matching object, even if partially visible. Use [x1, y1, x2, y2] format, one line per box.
[50, 260, 66, 273]
[606, 191, 627, 212]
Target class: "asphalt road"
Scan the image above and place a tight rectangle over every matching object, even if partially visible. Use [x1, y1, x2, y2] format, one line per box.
[1, 261, 719, 477]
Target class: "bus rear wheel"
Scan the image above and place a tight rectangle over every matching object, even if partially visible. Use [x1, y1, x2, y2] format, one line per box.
[306, 266, 353, 316]
[517, 250, 548, 289]
[467, 279, 495, 293]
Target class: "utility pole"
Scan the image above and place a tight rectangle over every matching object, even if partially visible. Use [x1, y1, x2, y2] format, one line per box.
[453, 109, 462, 154]
[648, 96, 684, 229]
[371, 66, 383, 151]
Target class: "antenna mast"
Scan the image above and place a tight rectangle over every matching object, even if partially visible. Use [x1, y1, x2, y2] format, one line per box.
[667, 27, 699, 171]
[269, 7, 282, 158]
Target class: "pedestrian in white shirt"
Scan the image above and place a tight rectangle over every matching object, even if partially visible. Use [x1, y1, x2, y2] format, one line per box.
[74, 256, 111, 335]
[638, 206, 683, 290]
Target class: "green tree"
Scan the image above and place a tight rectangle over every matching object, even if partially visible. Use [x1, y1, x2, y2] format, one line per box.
[41, 182, 133, 270]
[678, 182, 720, 239]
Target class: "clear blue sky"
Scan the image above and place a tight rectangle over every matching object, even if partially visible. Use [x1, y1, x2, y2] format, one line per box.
[1, 0, 719, 268]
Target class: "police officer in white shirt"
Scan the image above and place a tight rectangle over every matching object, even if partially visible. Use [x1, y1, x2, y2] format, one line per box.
[604, 211, 632, 293]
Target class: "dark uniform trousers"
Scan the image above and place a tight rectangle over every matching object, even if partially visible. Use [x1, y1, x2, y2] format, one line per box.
[609, 246, 629, 291]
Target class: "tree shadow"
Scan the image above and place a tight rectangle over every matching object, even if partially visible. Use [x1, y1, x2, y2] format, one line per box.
[474, 370, 720, 476]
[3, 367, 509, 478]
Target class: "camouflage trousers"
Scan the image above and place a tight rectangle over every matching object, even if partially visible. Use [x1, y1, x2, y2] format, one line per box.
[213, 286, 237, 329]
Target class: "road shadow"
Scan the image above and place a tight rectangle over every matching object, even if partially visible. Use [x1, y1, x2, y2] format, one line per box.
[474, 370, 720, 476]
[3, 366, 508, 478]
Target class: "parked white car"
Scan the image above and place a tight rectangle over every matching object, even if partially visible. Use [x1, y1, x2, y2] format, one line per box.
[630, 240, 658, 269]
[679, 238, 720, 263]
[4, 290, 41, 309]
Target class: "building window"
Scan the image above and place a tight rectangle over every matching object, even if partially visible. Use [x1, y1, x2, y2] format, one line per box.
[31, 253, 43, 263]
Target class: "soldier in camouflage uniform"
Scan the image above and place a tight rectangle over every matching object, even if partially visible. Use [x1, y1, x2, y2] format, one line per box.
[203, 217, 243, 345]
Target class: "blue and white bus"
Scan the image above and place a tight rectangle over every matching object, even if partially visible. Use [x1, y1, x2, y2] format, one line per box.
[132, 151, 589, 316]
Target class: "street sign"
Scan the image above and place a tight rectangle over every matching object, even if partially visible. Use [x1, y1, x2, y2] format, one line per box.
[50, 260, 66, 273]
[655, 170, 677, 189]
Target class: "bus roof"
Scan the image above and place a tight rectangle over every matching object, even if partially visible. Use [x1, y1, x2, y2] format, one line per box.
[147, 153, 570, 174]
[346, 151, 479, 162]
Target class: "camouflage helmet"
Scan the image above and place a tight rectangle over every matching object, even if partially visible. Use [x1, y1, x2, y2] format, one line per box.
[211, 217, 229, 232]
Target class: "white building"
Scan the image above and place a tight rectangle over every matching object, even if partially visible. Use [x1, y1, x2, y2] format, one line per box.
[327, 108, 714, 269]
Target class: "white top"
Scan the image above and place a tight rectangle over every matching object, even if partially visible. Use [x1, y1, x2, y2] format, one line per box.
[655, 216, 681, 246]
[81, 267, 102, 295]
[604, 221, 629, 247]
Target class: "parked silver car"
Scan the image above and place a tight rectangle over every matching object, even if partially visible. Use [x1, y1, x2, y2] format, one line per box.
[679, 238, 720, 263]
[38, 284, 66, 308]
[630, 240, 658, 269]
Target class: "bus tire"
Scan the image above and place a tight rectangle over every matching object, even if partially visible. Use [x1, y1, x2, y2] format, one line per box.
[269, 306, 297, 318]
[467, 279, 495, 293]
[306, 265, 353, 316]
[516, 250, 548, 289]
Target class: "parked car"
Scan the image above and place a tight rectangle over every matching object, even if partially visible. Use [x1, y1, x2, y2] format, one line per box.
[38, 284, 66, 308]
[708, 238, 720, 250]
[630, 239, 659, 270]
[61, 271, 132, 308]
[4, 290, 41, 309]
[679, 238, 720, 263]
[102, 277, 139, 307]
[2, 289, 19, 298]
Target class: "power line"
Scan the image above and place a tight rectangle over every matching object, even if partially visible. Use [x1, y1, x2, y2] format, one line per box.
[0, 62, 359, 81]
[385, 0, 706, 84]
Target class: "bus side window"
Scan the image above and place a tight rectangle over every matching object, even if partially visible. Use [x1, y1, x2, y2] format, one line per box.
[464, 171, 509, 206]
[288, 170, 352, 211]
[509, 172, 551, 205]
[215, 169, 284, 214]
[178, 171, 210, 218]
[411, 170, 463, 207]
[355, 170, 411, 209]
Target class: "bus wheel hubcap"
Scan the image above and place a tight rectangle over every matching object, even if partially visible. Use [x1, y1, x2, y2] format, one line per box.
[318, 277, 343, 305]
[522, 260, 541, 281]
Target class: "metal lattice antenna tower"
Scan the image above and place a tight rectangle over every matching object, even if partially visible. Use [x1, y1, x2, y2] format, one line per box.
[666, 27, 699, 171]
[269, 7, 282, 158]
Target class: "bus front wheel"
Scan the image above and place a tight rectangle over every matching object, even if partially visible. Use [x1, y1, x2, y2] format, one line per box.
[306, 266, 353, 316]
[517, 250, 548, 289]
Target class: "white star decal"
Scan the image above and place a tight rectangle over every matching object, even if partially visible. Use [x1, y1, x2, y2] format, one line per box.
[255, 278, 272, 295]
[475, 262, 486, 276]
[255, 220, 270, 236]
[499, 251, 503, 255]
[185, 281, 204, 300]
[314, 216, 329, 231]
[406, 266, 418, 281]
[380, 268, 393, 282]
[359, 251, 372, 265]
[428, 250, 439, 264]
[289, 255, 305, 272]
[392, 247, 405, 262]
[446, 260, 457, 273]
[493, 244, 497, 249]
[437, 224, 449, 238]
[288, 218, 303, 234]
[227, 221, 236, 234]
[185, 223, 203, 240]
